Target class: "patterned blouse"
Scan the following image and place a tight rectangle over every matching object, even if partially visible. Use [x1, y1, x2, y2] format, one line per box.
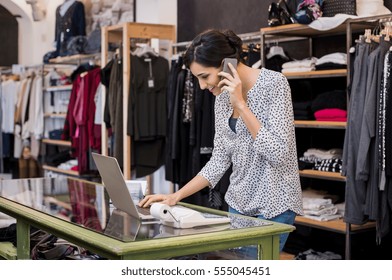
[198, 68, 303, 219]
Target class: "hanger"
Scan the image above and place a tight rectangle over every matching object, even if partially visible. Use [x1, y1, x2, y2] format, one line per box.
[134, 44, 159, 58]
[364, 29, 372, 43]
[266, 45, 288, 60]
[381, 21, 392, 42]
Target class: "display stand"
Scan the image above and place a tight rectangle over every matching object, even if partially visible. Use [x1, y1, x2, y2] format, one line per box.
[101, 22, 176, 180]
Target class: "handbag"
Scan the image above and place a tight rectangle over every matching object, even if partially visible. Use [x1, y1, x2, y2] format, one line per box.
[268, 0, 297, 27]
[322, 0, 357, 17]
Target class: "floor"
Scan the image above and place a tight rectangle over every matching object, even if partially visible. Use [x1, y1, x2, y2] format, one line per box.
[279, 252, 295, 260]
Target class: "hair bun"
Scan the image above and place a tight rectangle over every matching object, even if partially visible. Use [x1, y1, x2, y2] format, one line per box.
[222, 30, 243, 51]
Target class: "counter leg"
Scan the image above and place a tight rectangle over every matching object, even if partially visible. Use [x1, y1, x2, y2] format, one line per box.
[258, 235, 280, 260]
[16, 220, 30, 259]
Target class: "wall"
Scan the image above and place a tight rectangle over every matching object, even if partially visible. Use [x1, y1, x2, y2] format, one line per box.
[177, 0, 270, 42]
[178, 0, 392, 42]
[0, 4, 18, 66]
[1, 0, 65, 65]
[136, 0, 176, 26]
[1, 0, 177, 65]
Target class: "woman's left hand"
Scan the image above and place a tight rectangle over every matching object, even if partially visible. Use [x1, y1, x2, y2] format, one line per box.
[218, 63, 246, 110]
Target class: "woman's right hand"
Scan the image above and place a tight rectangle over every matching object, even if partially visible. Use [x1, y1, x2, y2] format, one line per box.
[138, 193, 179, 208]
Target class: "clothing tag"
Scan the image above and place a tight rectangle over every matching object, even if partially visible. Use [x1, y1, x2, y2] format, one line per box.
[146, 59, 154, 88]
[148, 77, 155, 88]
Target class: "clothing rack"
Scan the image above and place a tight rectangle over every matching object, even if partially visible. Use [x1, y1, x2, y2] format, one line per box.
[101, 22, 176, 181]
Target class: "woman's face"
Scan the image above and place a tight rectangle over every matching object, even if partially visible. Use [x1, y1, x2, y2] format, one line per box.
[189, 61, 222, 96]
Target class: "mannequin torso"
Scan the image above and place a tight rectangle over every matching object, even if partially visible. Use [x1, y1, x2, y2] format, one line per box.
[60, 0, 76, 17]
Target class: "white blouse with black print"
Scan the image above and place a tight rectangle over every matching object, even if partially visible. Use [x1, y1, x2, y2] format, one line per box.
[198, 68, 304, 219]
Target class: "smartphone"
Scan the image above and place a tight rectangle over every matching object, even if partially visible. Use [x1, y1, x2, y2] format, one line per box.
[222, 58, 238, 77]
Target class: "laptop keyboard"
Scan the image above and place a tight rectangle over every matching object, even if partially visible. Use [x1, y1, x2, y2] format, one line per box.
[137, 205, 151, 216]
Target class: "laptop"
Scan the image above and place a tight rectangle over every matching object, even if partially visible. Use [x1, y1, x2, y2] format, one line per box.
[92, 153, 155, 221]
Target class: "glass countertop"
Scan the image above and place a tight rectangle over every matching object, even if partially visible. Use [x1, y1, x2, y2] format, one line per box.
[0, 177, 271, 243]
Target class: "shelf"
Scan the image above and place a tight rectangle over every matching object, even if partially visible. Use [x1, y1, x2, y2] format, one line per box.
[260, 17, 380, 38]
[105, 22, 176, 43]
[45, 85, 72, 91]
[48, 53, 100, 64]
[44, 113, 67, 118]
[41, 139, 71, 147]
[42, 165, 79, 176]
[261, 23, 348, 37]
[294, 120, 346, 129]
[295, 216, 376, 234]
[283, 69, 347, 79]
[299, 170, 346, 182]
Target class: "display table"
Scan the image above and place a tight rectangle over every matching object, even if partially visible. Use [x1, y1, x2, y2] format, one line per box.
[0, 177, 294, 260]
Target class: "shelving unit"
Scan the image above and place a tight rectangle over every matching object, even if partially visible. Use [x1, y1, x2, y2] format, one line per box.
[39, 65, 73, 177]
[260, 16, 383, 259]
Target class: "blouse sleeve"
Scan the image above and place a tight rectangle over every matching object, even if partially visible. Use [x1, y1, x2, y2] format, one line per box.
[253, 73, 296, 166]
[198, 122, 232, 188]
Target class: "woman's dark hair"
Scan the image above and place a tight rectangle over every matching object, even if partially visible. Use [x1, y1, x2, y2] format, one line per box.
[183, 29, 243, 68]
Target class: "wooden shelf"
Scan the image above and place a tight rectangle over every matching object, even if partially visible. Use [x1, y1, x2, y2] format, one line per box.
[41, 139, 71, 147]
[105, 22, 176, 43]
[299, 170, 346, 182]
[42, 165, 79, 176]
[283, 69, 347, 79]
[260, 17, 380, 38]
[261, 23, 348, 37]
[45, 85, 72, 91]
[295, 216, 376, 234]
[295, 120, 346, 129]
[44, 113, 66, 118]
[48, 53, 100, 64]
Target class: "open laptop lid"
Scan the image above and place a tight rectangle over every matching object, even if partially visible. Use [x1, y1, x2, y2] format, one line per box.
[92, 153, 142, 219]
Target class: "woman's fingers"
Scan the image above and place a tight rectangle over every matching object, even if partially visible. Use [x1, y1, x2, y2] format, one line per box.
[138, 194, 164, 207]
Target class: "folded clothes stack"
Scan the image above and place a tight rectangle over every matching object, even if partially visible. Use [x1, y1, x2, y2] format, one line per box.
[302, 189, 342, 222]
[293, 101, 314, 120]
[311, 90, 347, 122]
[298, 148, 343, 172]
[281, 57, 317, 73]
[315, 52, 347, 70]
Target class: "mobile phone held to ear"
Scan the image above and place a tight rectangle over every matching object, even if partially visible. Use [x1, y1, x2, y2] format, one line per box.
[222, 58, 238, 77]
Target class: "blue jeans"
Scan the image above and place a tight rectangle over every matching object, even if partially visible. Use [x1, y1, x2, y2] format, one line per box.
[229, 207, 296, 252]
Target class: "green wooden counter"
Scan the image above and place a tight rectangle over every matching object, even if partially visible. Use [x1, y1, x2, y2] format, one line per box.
[0, 177, 294, 260]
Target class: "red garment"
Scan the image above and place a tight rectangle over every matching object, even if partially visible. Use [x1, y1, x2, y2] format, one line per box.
[62, 67, 101, 174]
[67, 178, 102, 231]
[314, 108, 347, 122]
[62, 75, 81, 167]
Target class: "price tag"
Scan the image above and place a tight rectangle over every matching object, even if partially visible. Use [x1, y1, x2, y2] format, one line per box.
[148, 77, 155, 88]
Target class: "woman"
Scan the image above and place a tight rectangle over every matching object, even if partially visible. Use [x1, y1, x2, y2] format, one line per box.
[139, 29, 303, 251]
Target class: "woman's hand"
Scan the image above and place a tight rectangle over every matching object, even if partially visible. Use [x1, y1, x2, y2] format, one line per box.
[218, 63, 246, 110]
[138, 193, 179, 208]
